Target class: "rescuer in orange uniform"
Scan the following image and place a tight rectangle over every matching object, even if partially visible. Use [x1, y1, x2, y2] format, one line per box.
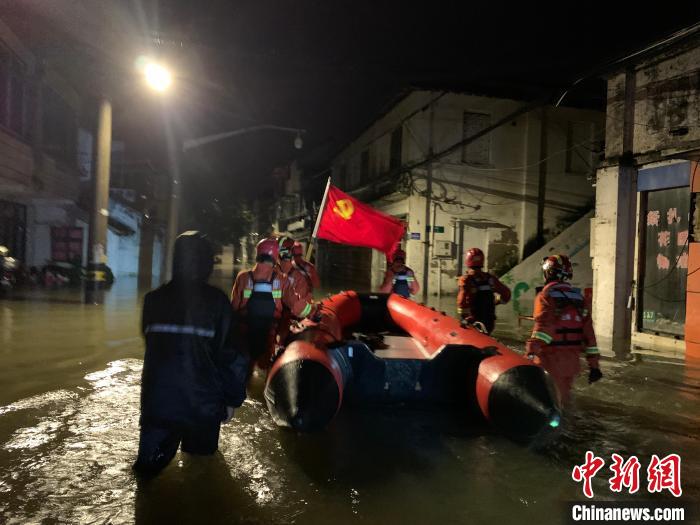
[457, 247, 511, 334]
[276, 237, 317, 346]
[278, 238, 313, 302]
[291, 241, 320, 293]
[525, 254, 602, 404]
[231, 237, 319, 369]
[380, 247, 419, 298]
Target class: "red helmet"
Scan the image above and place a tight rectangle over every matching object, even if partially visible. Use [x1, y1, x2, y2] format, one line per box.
[279, 237, 295, 259]
[465, 247, 485, 268]
[391, 248, 406, 263]
[256, 237, 279, 262]
[542, 254, 573, 282]
[292, 241, 304, 257]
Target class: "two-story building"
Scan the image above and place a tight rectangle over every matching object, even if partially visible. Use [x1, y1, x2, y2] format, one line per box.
[0, 17, 87, 269]
[591, 24, 700, 361]
[319, 88, 604, 297]
[0, 17, 167, 284]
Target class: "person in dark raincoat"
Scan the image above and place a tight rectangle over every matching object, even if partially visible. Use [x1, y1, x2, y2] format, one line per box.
[133, 231, 249, 477]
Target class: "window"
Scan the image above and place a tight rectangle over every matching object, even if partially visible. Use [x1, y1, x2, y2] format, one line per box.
[639, 185, 689, 337]
[0, 200, 26, 261]
[462, 112, 490, 165]
[0, 45, 28, 138]
[42, 87, 77, 165]
[337, 163, 347, 189]
[360, 149, 369, 183]
[390, 126, 402, 171]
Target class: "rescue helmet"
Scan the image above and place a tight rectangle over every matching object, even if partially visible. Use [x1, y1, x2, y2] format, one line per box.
[465, 247, 485, 268]
[291, 241, 304, 257]
[279, 237, 295, 260]
[391, 247, 406, 263]
[542, 254, 573, 282]
[256, 237, 280, 263]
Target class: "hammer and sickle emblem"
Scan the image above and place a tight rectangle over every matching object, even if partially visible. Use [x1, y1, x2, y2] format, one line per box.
[333, 199, 354, 220]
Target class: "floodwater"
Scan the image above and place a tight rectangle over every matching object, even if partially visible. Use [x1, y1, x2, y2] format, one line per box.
[1, 274, 699, 524]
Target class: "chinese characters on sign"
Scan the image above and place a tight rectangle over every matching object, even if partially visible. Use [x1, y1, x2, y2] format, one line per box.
[572, 452, 682, 498]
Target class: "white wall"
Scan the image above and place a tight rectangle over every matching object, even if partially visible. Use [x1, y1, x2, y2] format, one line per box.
[330, 90, 603, 296]
[152, 233, 163, 283]
[106, 201, 141, 275]
[498, 211, 594, 339]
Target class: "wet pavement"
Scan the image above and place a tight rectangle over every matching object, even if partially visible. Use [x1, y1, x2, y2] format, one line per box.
[1, 275, 699, 524]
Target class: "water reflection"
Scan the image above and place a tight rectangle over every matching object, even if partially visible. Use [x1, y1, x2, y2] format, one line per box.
[0, 275, 698, 524]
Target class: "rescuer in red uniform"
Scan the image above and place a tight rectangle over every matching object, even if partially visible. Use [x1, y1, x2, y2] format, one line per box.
[276, 237, 317, 346]
[291, 241, 320, 293]
[380, 247, 419, 298]
[525, 254, 602, 404]
[278, 237, 313, 302]
[231, 237, 319, 369]
[457, 248, 511, 334]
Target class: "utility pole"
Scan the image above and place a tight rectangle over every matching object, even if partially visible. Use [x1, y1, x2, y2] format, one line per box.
[422, 100, 436, 303]
[536, 107, 548, 247]
[163, 152, 181, 281]
[162, 113, 182, 282]
[84, 98, 112, 304]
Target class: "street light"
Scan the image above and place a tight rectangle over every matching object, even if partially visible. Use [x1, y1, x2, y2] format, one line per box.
[183, 125, 306, 151]
[84, 57, 174, 304]
[144, 61, 172, 92]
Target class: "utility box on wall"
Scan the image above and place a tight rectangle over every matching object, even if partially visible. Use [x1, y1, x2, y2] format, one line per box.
[433, 240, 455, 258]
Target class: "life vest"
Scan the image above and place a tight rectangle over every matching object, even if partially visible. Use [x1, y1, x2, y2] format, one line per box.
[540, 282, 587, 348]
[392, 269, 414, 298]
[294, 263, 313, 290]
[241, 271, 283, 319]
[470, 274, 496, 324]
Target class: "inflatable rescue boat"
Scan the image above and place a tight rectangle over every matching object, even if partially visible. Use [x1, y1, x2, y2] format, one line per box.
[264, 292, 561, 441]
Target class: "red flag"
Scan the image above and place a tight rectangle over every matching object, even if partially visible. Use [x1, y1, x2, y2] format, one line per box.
[314, 184, 405, 255]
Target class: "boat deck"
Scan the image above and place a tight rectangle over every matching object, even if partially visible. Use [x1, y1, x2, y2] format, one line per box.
[372, 335, 432, 360]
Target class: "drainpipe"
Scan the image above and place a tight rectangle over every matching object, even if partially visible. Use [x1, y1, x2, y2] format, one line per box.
[422, 100, 436, 303]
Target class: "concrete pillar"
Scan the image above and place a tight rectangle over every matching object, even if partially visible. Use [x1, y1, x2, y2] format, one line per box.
[520, 112, 541, 259]
[84, 98, 112, 304]
[591, 164, 637, 357]
[138, 220, 154, 289]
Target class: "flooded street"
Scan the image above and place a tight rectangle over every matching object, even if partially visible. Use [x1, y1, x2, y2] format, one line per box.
[1, 276, 699, 524]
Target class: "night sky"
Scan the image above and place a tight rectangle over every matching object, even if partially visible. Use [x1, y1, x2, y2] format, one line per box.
[4, 2, 699, 205]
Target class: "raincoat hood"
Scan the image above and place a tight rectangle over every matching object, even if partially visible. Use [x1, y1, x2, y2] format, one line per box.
[172, 231, 214, 283]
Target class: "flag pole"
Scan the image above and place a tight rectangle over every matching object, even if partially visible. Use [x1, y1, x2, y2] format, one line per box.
[306, 176, 332, 260]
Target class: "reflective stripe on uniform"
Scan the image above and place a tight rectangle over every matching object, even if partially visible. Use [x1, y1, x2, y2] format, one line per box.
[585, 346, 600, 355]
[253, 282, 273, 293]
[394, 275, 409, 281]
[243, 289, 252, 298]
[547, 290, 583, 300]
[145, 324, 215, 338]
[272, 290, 282, 299]
[457, 307, 463, 314]
[300, 303, 312, 318]
[533, 331, 553, 344]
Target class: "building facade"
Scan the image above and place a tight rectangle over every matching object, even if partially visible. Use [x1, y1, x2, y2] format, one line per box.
[0, 17, 86, 269]
[591, 27, 700, 360]
[322, 89, 604, 297]
[0, 17, 167, 283]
